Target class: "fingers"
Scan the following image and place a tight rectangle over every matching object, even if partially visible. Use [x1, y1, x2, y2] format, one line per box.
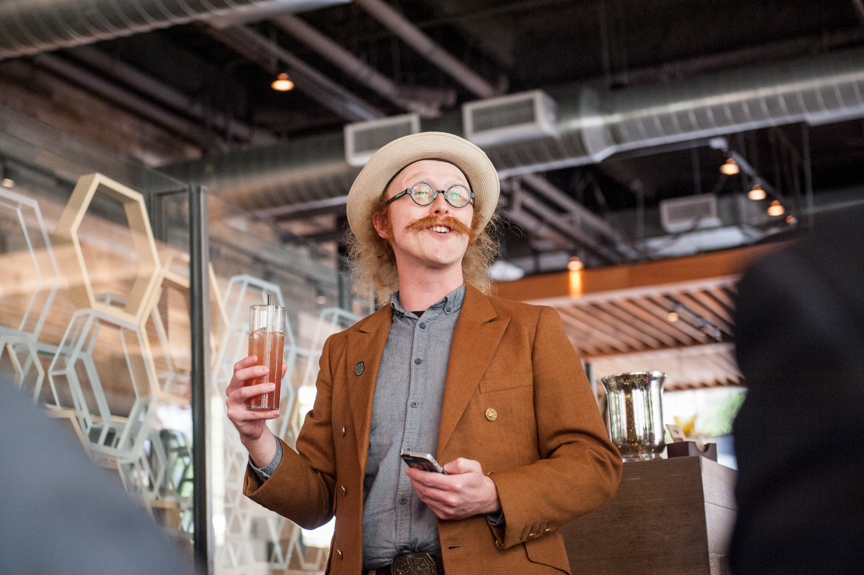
[282, 361, 289, 377]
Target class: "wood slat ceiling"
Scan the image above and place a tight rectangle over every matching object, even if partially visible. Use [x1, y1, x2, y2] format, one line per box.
[494, 244, 786, 390]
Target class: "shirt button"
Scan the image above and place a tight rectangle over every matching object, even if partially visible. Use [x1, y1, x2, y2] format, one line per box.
[445, 307, 452, 313]
[410, 401, 418, 408]
[399, 497, 408, 505]
[419, 322, 426, 329]
[414, 358, 422, 365]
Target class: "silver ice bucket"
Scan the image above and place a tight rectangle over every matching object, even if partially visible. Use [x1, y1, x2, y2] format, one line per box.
[600, 371, 666, 461]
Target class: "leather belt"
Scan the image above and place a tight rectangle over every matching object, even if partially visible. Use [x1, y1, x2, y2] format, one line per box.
[365, 552, 444, 575]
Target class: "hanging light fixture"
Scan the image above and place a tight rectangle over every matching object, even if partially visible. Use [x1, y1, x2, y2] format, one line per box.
[748, 183, 766, 201]
[271, 72, 294, 92]
[1, 162, 15, 189]
[767, 200, 785, 216]
[720, 157, 740, 175]
[567, 256, 583, 271]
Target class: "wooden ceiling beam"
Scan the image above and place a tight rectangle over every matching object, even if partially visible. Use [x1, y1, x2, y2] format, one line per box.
[560, 306, 649, 352]
[494, 243, 783, 305]
[613, 299, 695, 346]
[594, 301, 680, 348]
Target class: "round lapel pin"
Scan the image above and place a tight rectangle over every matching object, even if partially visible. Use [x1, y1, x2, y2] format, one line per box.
[355, 361, 365, 376]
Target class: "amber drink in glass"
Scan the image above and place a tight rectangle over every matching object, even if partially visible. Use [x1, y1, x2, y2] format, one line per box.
[246, 304, 286, 410]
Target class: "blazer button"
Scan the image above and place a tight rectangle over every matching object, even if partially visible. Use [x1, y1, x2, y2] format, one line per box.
[527, 532, 536, 540]
[485, 408, 498, 422]
[341, 426, 346, 437]
[544, 528, 552, 534]
[336, 549, 343, 560]
[495, 539, 505, 550]
[339, 485, 347, 497]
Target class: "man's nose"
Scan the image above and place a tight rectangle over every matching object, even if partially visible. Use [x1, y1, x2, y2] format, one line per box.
[430, 192, 450, 214]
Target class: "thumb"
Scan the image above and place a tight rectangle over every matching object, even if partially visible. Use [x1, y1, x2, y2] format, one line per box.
[443, 457, 482, 475]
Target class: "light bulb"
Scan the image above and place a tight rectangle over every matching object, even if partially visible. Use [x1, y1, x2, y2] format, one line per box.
[720, 158, 739, 176]
[767, 200, 784, 216]
[667, 311, 679, 322]
[271, 72, 294, 91]
[748, 184, 766, 201]
[567, 257, 583, 271]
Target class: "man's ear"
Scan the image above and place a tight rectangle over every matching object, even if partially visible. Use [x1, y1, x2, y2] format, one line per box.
[371, 210, 390, 239]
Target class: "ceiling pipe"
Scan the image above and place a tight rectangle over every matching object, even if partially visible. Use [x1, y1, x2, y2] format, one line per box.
[0, 0, 319, 60]
[353, 0, 498, 99]
[207, 25, 384, 122]
[159, 46, 864, 222]
[67, 45, 278, 146]
[34, 53, 230, 151]
[271, 12, 453, 117]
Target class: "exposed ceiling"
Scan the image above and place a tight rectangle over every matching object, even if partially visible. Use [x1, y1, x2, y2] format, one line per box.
[1, 0, 863, 276]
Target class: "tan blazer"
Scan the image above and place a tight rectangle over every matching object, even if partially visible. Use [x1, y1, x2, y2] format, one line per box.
[244, 284, 622, 574]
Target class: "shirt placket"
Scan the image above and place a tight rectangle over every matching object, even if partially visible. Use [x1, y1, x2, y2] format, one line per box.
[394, 305, 441, 549]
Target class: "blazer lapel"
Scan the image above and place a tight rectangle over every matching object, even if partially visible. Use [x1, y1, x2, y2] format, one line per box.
[436, 284, 509, 456]
[346, 305, 392, 474]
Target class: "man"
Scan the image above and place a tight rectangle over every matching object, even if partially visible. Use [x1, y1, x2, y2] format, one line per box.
[226, 132, 621, 575]
[729, 206, 864, 574]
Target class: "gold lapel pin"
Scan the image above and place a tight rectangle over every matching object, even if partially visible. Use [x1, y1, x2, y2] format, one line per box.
[485, 408, 498, 422]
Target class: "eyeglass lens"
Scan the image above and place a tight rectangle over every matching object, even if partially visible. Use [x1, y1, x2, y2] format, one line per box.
[410, 182, 472, 208]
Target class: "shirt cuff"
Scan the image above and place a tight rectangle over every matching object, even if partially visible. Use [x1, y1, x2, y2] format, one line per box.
[486, 509, 506, 527]
[249, 440, 283, 482]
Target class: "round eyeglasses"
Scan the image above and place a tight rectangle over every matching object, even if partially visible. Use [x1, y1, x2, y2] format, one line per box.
[384, 181, 475, 209]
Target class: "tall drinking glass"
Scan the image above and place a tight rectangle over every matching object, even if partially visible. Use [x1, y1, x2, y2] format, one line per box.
[246, 304, 286, 410]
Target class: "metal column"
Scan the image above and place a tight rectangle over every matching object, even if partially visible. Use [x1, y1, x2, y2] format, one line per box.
[189, 184, 214, 574]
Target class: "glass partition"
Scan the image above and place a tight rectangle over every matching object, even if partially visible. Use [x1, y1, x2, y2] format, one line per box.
[0, 105, 197, 563]
[1, 104, 364, 574]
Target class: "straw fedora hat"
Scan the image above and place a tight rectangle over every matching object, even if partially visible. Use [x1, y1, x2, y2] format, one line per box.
[346, 132, 500, 247]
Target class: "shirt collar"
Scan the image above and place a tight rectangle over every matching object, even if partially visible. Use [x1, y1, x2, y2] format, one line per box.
[390, 283, 466, 318]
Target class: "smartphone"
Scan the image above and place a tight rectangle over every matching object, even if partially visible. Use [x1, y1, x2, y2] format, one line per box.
[400, 450, 447, 474]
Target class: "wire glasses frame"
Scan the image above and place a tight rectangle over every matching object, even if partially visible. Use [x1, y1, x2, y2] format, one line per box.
[384, 181, 475, 209]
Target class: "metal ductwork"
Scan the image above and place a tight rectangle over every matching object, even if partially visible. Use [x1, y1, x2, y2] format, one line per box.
[0, 0, 327, 60]
[160, 47, 864, 217]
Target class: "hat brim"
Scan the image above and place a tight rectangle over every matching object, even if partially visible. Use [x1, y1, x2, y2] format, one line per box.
[347, 132, 499, 246]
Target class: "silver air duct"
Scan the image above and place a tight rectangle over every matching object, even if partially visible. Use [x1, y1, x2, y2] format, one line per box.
[0, 0, 324, 60]
[159, 47, 864, 218]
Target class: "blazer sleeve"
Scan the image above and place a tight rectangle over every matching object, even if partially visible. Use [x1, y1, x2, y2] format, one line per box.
[488, 306, 622, 548]
[242, 334, 339, 529]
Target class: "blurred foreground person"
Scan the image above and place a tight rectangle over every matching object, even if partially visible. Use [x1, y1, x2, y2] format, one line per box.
[730, 206, 864, 574]
[226, 132, 621, 574]
[0, 379, 196, 575]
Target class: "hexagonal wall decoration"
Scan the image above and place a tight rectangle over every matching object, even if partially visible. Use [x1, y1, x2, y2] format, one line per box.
[47, 307, 156, 459]
[0, 188, 60, 401]
[54, 173, 161, 325]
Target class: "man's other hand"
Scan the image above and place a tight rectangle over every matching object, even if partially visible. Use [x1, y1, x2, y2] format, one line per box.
[406, 457, 501, 521]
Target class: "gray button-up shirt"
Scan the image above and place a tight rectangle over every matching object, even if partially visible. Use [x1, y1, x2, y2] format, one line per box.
[361, 285, 464, 568]
[251, 285, 465, 569]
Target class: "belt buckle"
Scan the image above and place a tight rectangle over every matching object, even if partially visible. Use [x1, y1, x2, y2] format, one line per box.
[390, 552, 437, 575]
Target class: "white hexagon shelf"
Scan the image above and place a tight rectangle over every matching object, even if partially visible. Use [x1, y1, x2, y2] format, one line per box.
[47, 307, 157, 460]
[0, 187, 60, 402]
[54, 173, 161, 325]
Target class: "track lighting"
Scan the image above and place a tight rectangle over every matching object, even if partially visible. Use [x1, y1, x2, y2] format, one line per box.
[767, 200, 785, 217]
[748, 183, 766, 201]
[719, 158, 739, 176]
[271, 72, 294, 91]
